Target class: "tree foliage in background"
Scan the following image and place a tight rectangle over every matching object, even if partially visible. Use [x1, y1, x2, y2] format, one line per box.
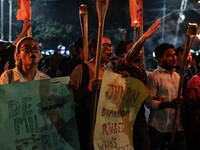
[5, 0, 78, 50]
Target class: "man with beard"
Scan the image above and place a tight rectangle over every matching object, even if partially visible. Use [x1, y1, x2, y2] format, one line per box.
[70, 35, 113, 150]
[145, 43, 187, 150]
[115, 19, 160, 150]
[61, 38, 85, 77]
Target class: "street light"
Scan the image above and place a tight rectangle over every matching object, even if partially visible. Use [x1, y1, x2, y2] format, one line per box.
[8, 0, 12, 42]
[1, 0, 4, 40]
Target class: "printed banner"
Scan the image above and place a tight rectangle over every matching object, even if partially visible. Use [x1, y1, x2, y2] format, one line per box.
[94, 71, 150, 150]
[16, 0, 31, 20]
[0, 77, 80, 150]
[129, 0, 143, 27]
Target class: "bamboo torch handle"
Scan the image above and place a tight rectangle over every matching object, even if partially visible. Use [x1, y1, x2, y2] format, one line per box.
[89, 1, 109, 150]
[27, 27, 32, 37]
[95, 0, 109, 80]
[79, 4, 88, 61]
[170, 23, 199, 145]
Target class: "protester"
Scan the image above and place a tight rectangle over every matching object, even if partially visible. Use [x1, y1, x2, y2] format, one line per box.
[48, 50, 64, 77]
[114, 40, 126, 58]
[0, 37, 50, 84]
[56, 44, 76, 77]
[110, 40, 126, 71]
[115, 19, 160, 150]
[39, 56, 51, 74]
[175, 47, 192, 93]
[189, 53, 197, 75]
[61, 38, 85, 77]
[4, 18, 32, 71]
[145, 43, 187, 150]
[183, 54, 200, 150]
[70, 35, 113, 150]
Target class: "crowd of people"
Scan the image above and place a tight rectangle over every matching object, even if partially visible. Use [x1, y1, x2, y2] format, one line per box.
[0, 18, 200, 150]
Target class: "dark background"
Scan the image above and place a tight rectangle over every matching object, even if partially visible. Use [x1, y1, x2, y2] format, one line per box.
[1, 0, 200, 56]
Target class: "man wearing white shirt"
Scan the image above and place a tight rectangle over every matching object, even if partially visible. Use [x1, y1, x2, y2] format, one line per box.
[145, 43, 187, 150]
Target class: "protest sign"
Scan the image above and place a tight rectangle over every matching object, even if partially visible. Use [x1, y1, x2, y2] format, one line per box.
[16, 0, 31, 20]
[94, 71, 150, 150]
[0, 77, 80, 150]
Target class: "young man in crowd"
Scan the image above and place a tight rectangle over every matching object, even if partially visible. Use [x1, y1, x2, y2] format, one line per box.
[175, 47, 192, 93]
[145, 43, 187, 150]
[115, 19, 160, 150]
[70, 36, 113, 150]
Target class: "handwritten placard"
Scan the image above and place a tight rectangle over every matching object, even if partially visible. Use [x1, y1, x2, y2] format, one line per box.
[0, 77, 80, 150]
[94, 71, 150, 150]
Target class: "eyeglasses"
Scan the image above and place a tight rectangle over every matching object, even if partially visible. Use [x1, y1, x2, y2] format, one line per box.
[102, 43, 114, 49]
[20, 45, 41, 53]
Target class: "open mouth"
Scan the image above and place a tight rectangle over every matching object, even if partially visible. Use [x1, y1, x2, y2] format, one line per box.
[107, 53, 111, 57]
[30, 54, 36, 58]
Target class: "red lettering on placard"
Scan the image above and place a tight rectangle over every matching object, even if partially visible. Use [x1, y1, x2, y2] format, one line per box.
[102, 123, 109, 135]
[101, 107, 130, 117]
[105, 84, 126, 101]
[102, 122, 125, 135]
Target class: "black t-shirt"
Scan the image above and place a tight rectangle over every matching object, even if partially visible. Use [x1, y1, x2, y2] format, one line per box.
[115, 58, 147, 84]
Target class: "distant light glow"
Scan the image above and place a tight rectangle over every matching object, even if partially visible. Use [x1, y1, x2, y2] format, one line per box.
[61, 46, 65, 50]
[179, 13, 185, 22]
[190, 49, 195, 53]
[197, 34, 200, 39]
[46, 51, 50, 55]
[66, 50, 70, 56]
[153, 52, 155, 57]
[41, 49, 55, 55]
[49, 49, 54, 53]
[198, 1, 200, 4]
[191, 49, 200, 55]
[60, 50, 65, 55]
[134, 20, 137, 23]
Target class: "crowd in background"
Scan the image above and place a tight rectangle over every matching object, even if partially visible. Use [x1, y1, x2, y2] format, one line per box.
[0, 18, 200, 150]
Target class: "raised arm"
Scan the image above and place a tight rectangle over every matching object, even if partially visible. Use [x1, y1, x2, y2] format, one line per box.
[124, 19, 160, 64]
[14, 18, 32, 46]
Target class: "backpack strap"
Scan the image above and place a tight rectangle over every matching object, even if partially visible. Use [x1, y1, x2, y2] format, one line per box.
[8, 69, 13, 83]
[80, 63, 89, 88]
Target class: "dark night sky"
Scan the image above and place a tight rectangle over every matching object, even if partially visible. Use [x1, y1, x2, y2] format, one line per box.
[52, 0, 200, 54]
[83, 0, 200, 55]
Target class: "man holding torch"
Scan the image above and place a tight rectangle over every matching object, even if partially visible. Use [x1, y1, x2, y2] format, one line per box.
[70, 35, 113, 150]
[145, 43, 187, 150]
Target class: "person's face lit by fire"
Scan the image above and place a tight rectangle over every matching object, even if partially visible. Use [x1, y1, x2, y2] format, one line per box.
[187, 52, 192, 66]
[158, 48, 177, 71]
[177, 51, 192, 66]
[123, 42, 134, 56]
[101, 37, 113, 64]
[17, 39, 42, 67]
